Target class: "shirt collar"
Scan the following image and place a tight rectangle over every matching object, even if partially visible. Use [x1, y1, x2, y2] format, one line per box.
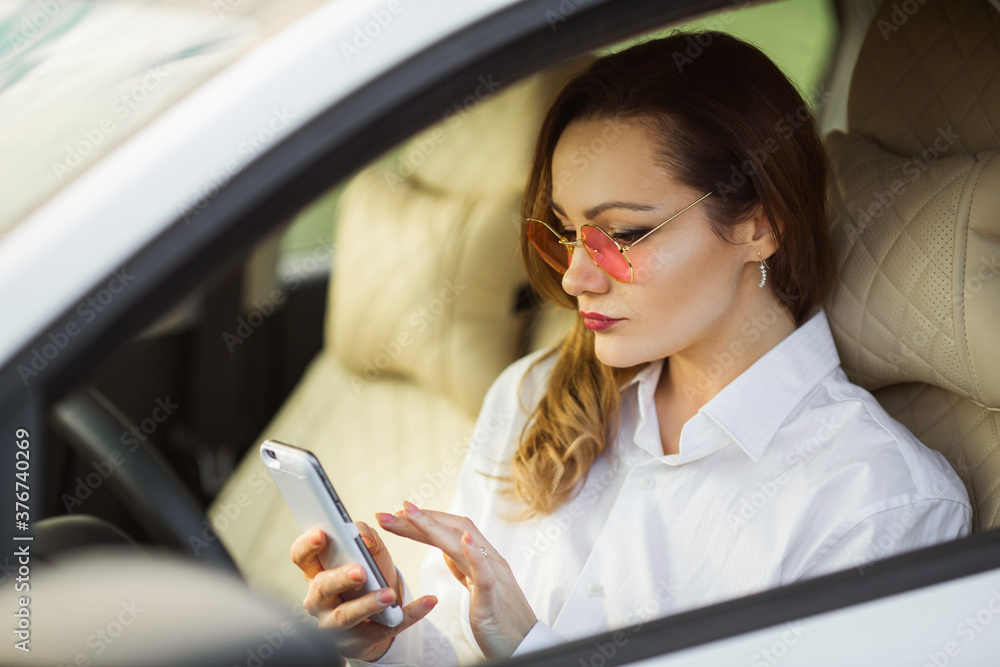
[623, 308, 841, 463]
[624, 357, 665, 459]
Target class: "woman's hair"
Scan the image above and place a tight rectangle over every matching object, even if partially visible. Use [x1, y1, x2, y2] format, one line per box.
[508, 31, 837, 516]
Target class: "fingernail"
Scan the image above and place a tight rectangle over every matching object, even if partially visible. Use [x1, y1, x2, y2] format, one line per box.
[377, 588, 395, 605]
[403, 501, 422, 516]
[423, 595, 438, 610]
[462, 531, 474, 545]
[310, 530, 323, 546]
[361, 536, 376, 550]
[350, 566, 364, 583]
[376, 512, 396, 523]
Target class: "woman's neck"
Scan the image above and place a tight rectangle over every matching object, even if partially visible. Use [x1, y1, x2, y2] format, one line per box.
[655, 290, 799, 422]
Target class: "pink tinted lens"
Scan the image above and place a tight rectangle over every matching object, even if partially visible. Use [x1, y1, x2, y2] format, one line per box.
[527, 220, 571, 273]
[581, 226, 632, 282]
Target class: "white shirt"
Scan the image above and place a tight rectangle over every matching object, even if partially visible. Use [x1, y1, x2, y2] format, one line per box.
[378, 309, 971, 666]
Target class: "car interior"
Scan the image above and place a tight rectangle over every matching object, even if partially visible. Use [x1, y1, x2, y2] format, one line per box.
[7, 0, 1000, 665]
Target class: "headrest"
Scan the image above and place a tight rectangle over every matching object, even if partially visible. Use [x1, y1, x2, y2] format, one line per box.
[328, 168, 525, 417]
[826, 0, 1000, 411]
[326, 64, 589, 416]
[826, 132, 1000, 409]
[848, 0, 1000, 157]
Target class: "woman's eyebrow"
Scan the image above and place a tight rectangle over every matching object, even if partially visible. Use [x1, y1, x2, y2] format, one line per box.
[550, 200, 659, 219]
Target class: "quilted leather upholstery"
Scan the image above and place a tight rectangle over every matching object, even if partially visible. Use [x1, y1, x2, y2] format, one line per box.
[329, 166, 525, 418]
[849, 0, 1000, 157]
[827, 0, 1000, 531]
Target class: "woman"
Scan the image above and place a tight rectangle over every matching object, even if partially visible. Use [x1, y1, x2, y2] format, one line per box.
[290, 32, 971, 664]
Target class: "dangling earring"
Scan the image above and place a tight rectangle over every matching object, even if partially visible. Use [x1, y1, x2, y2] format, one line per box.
[758, 251, 768, 288]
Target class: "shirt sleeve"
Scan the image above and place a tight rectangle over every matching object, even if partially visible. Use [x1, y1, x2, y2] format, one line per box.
[796, 497, 972, 581]
[511, 621, 565, 657]
[369, 574, 425, 667]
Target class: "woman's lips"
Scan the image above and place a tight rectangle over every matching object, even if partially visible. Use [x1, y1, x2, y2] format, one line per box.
[580, 311, 625, 331]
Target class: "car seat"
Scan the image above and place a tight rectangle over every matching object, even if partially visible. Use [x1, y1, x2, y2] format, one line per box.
[210, 62, 581, 604]
[825, 0, 1000, 531]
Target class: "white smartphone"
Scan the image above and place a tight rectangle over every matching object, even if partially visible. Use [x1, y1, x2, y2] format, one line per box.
[260, 439, 404, 627]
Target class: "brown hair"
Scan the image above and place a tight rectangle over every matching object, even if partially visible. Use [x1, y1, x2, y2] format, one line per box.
[509, 32, 836, 516]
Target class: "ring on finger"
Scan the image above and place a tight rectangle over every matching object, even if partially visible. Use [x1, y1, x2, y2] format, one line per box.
[479, 546, 489, 558]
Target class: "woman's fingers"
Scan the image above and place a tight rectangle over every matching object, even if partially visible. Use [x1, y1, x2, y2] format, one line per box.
[311, 584, 396, 630]
[288, 525, 420, 663]
[303, 563, 368, 616]
[356, 521, 399, 591]
[335, 596, 439, 657]
[290, 529, 328, 580]
[393, 595, 439, 634]
[376, 510, 433, 546]
[379, 504, 493, 571]
[460, 531, 495, 592]
[442, 552, 468, 586]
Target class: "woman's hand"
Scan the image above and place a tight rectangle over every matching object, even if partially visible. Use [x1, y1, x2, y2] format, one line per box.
[377, 503, 538, 660]
[290, 522, 437, 662]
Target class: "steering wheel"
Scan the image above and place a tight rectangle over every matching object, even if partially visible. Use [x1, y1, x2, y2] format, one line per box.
[49, 385, 240, 575]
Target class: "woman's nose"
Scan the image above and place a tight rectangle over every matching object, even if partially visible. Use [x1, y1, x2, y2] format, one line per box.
[562, 244, 611, 297]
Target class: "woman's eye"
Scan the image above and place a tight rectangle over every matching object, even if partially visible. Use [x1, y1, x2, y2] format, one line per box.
[559, 229, 577, 243]
[611, 230, 647, 244]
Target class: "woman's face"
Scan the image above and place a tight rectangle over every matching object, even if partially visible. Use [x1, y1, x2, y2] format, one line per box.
[550, 118, 761, 368]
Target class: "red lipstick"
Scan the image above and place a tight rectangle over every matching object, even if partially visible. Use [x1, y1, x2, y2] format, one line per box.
[580, 311, 624, 331]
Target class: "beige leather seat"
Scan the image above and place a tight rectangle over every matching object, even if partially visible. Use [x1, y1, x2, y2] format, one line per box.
[825, 0, 1000, 531]
[210, 63, 580, 604]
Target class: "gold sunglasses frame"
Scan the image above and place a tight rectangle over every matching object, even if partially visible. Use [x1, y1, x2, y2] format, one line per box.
[527, 191, 713, 283]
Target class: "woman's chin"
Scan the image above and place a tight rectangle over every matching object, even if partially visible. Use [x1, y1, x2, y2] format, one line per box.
[593, 339, 650, 369]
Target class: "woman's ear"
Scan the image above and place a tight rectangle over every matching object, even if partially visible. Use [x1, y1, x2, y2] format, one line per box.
[744, 207, 777, 261]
